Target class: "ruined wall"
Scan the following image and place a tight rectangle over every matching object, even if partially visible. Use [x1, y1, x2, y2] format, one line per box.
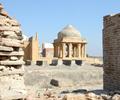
[31, 34, 39, 61]
[23, 33, 39, 61]
[0, 4, 26, 99]
[103, 13, 120, 91]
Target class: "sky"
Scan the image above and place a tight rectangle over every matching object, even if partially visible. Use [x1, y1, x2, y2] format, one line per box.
[1, 0, 120, 56]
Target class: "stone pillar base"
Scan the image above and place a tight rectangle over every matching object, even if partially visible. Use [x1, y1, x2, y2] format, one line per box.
[75, 60, 82, 66]
[50, 59, 58, 66]
[63, 60, 71, 66]
[36, 60, 48, 66]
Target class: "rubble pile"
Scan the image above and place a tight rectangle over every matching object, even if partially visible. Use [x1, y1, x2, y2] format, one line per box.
[39, 92, 120, 100]
[0, 3, 26, 99]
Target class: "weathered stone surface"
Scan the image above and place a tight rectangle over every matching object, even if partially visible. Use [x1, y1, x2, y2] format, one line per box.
[0, 37, 22, 43]
[0, 65, 5, 71]
[0, 90, 26, 100]
[0, 3, 26, 99]
[111, 94, 120, 100]
[0, 70, 24, 76]
[50, 78, 74, 87]
[62, 94, 86, 100]
[2, 31, 18, 39]
[10, 56, 18, 61]
[50, 79, 59, 87]
[103, 14, 120, 91]
[0, 26, 20, 31]
[0, 51, 24, 56]
[0, 45, 13, 51]
[0, 10, 8, 16]
[0, 40, 22, 47]
[0, 60, 25, 65]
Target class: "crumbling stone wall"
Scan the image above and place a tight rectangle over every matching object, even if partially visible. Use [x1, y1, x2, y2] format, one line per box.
[0, 4, 26, 99]
[103, 13, 120, 91]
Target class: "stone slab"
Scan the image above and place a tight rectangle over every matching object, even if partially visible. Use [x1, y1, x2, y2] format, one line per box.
[0, 51, 24, 56]
[0, 60, 25, 65]
[0, 45, 13, 52]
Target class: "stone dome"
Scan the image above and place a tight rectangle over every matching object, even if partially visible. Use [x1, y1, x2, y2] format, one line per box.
[58, 25, 81, 39]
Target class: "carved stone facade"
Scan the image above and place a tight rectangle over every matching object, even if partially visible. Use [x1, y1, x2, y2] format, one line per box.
[0, 4, 26, 99]
[54, 25, 87, 60]
[103, 13, 120, 91]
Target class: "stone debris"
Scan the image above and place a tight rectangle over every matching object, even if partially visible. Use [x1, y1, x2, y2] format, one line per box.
[50, 79, 59, 87]
[29, 90, 120, 100]
[50, 78, 74, 87]
[0, 4, 26, 100]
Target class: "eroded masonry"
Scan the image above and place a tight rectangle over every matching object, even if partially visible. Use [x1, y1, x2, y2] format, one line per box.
[0, 4, 26, 99]
[103, 13, 120, 91]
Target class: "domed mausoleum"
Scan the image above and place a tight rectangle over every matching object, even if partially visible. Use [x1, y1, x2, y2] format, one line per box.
[53, 25, 87, 59]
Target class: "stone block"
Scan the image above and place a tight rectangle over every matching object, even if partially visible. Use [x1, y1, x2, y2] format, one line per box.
[36, 60, 43, 66]
[50, 79, 59, 87]
[75, 60, 82, 66]
[36, 60, 48, 66]
[50, 59, 58, 66]
[25, 60, 31, 65]
[63, 60, 71, 66]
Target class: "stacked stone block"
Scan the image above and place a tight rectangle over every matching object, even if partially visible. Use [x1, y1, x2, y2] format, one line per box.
[0, 4, 26, 99]
[103, 13, 120, 91]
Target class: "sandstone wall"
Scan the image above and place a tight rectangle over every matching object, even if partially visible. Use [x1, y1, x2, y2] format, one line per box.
[103, 13, 120, 91]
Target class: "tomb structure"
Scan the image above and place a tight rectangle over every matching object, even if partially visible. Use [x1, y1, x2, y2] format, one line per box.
[53, 25, 87, 60]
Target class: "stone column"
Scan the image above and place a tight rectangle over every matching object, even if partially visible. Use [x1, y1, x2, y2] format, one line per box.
[81, 44, 84, 58]
[57, 45, 60, 58]
[82, 44, 86, 58]
[59, 44, 62, 58]
[73, 46, 76, 57]
[75, 46, 77, 57]
[62, 43, 66, 58]
[77, 44, 81, 58]
[68, 43, 72, 58]
[54, 44, 56, 57]
[84, 44, 86, 58]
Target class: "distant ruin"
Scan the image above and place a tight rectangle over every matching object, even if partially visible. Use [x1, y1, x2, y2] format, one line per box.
[0, 4, 26, 99]
[23, 33, 39, 61]
[54, 25, 87, 60]
[23, 25, 87, 66]
[103, 13, 120, 91]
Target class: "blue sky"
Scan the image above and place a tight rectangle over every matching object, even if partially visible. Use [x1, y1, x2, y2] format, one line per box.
[1, 0, 120, 56]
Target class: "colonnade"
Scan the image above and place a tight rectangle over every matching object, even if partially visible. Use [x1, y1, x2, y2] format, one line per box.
[54, 43, 86, 59]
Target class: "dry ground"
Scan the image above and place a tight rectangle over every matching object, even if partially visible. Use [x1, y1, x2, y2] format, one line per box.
[24, 62, 103, 98]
